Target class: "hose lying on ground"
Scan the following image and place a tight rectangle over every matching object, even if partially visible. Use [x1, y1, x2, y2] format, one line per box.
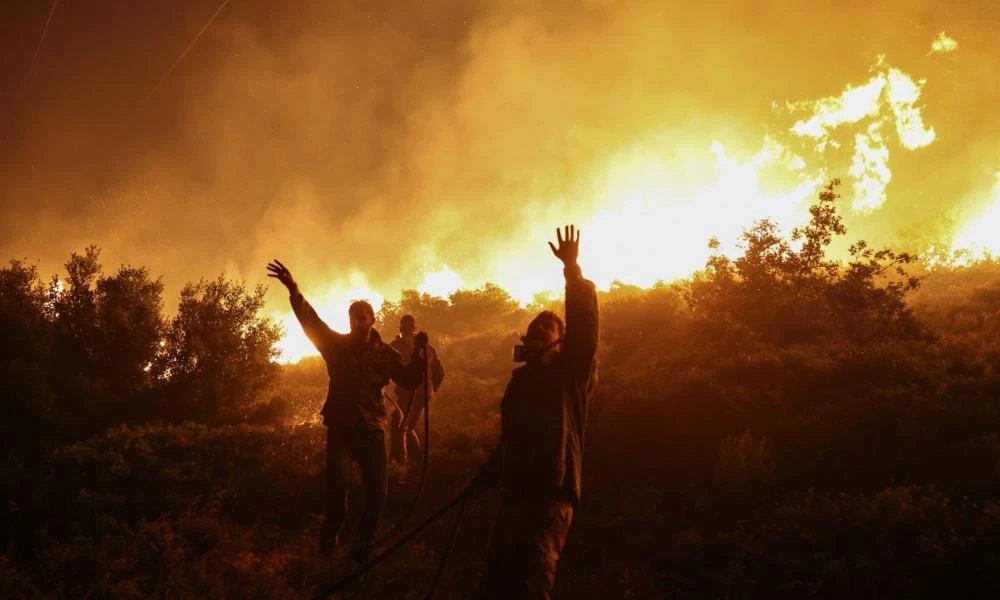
[313, 486, 473, 600]
[378, 354, 433, 546]
[424, 494, 469, 600]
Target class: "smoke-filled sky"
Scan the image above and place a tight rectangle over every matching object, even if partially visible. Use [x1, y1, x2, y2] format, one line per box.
[2, 0, 999, 356]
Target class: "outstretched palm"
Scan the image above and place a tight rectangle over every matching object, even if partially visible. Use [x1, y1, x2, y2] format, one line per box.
[266, 259, 297, 291]
[548, 225, 580, 266]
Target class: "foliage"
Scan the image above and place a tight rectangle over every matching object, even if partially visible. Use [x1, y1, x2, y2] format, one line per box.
[689, 180, 924, 345]
[377, 283, 527, 341]
[10, 183, 1000, 596]
[0, 259, 56, 435]
[154, 277, 282, 423]
[4, 247, 167, 434]
[712, 430, 776, 512]
[0, 249, 282, 436]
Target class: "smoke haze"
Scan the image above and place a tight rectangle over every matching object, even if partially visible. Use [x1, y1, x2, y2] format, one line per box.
[2, 1, 998, 333]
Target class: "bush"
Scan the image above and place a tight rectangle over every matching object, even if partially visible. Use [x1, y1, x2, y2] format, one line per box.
[12, 182, 1000, 596]
[712, 430, 776, 512]
[153, 277, 282, 423]
[0, 249, 285, 439]
[0, 259, 56, 439]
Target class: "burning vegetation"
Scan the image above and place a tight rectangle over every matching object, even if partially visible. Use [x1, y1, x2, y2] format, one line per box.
[4, 1, 1000, 597]
[6, 184, 1000, 596]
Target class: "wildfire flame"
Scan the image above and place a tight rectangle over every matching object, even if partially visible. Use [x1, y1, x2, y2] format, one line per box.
[417, 266, 464, 298]
[273, 51, 947, 363]
[929, 32, 959, 56]
[274, 271, 384, 362]
[948, 173, 1000, 264]
[785, 55, 936, 212]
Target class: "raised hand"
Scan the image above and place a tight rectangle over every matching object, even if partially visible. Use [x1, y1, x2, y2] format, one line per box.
[548, 225, 580, 266]
[266, 259, 297, 292]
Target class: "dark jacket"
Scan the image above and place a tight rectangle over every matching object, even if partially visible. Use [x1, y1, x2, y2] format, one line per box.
[289, 291, 424, 430]
[391, 334, 445, 392]
[481, 263, 599, 505]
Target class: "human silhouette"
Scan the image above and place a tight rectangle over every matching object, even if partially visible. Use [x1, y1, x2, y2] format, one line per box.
[471, 225, 599, 599]
[267, 260, 427, 563]
[389, 314, 445, 474]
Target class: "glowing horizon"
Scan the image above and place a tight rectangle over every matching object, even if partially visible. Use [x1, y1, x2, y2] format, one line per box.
[272, 50, 958, 363]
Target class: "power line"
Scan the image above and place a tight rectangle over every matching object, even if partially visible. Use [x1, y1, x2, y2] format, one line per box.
[144, 0, 232, 101]
[26, 0, 59, 80]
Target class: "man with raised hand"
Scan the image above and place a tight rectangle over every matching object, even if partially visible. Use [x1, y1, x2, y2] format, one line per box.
[472, 225, 599, 599]
[266, 260, 427, 563]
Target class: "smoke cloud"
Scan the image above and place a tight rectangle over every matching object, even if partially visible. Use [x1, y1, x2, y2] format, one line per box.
[2, 0, 998, 330]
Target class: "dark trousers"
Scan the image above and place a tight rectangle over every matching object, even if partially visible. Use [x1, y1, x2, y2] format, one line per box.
[389, 427, 421, 465]
[399, 410, 423, 465]
[486, 496, 574, 600]
[325, 425, 387, 548]
[390, 395, 424, 465]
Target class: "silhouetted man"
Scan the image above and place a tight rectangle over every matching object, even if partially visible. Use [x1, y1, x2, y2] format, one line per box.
[472, 225, 599, 600]
[390, 314, 445, 469]
[266, 260, 427, 562]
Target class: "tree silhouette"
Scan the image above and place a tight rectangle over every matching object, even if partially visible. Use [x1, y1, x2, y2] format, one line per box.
[688, 180, 924, 345]
[0, 259, 56, 438]
[154, 277, 281, 422]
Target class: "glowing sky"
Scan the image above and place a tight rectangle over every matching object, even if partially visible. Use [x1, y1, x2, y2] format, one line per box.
[2, 1, 998, 361]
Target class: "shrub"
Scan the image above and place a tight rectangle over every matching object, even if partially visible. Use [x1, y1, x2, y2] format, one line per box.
[154, 277, 281, 423]
[712, 429, 776, 512]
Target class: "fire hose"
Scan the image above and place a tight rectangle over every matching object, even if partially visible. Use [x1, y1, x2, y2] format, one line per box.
[312, 486, 472, 600]
[378, 335, 433, 544]
[315, 335, 462, 599]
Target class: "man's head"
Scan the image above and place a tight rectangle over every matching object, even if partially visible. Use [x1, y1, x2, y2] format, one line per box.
[348, 300, 376, 340]
[399, 314, 416, 337]
[519, 310, 564, 365]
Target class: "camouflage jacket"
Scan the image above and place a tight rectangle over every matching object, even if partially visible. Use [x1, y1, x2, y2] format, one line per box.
[390, 334, 445, 394]
[289, 292, 424, 431]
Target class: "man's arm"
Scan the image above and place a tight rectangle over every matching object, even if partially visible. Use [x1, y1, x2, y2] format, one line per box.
[563, 263, 598, 377]
[290, 293, 337, 352]
[267, 260, 336, 353]
[549, 226, 599, 377]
